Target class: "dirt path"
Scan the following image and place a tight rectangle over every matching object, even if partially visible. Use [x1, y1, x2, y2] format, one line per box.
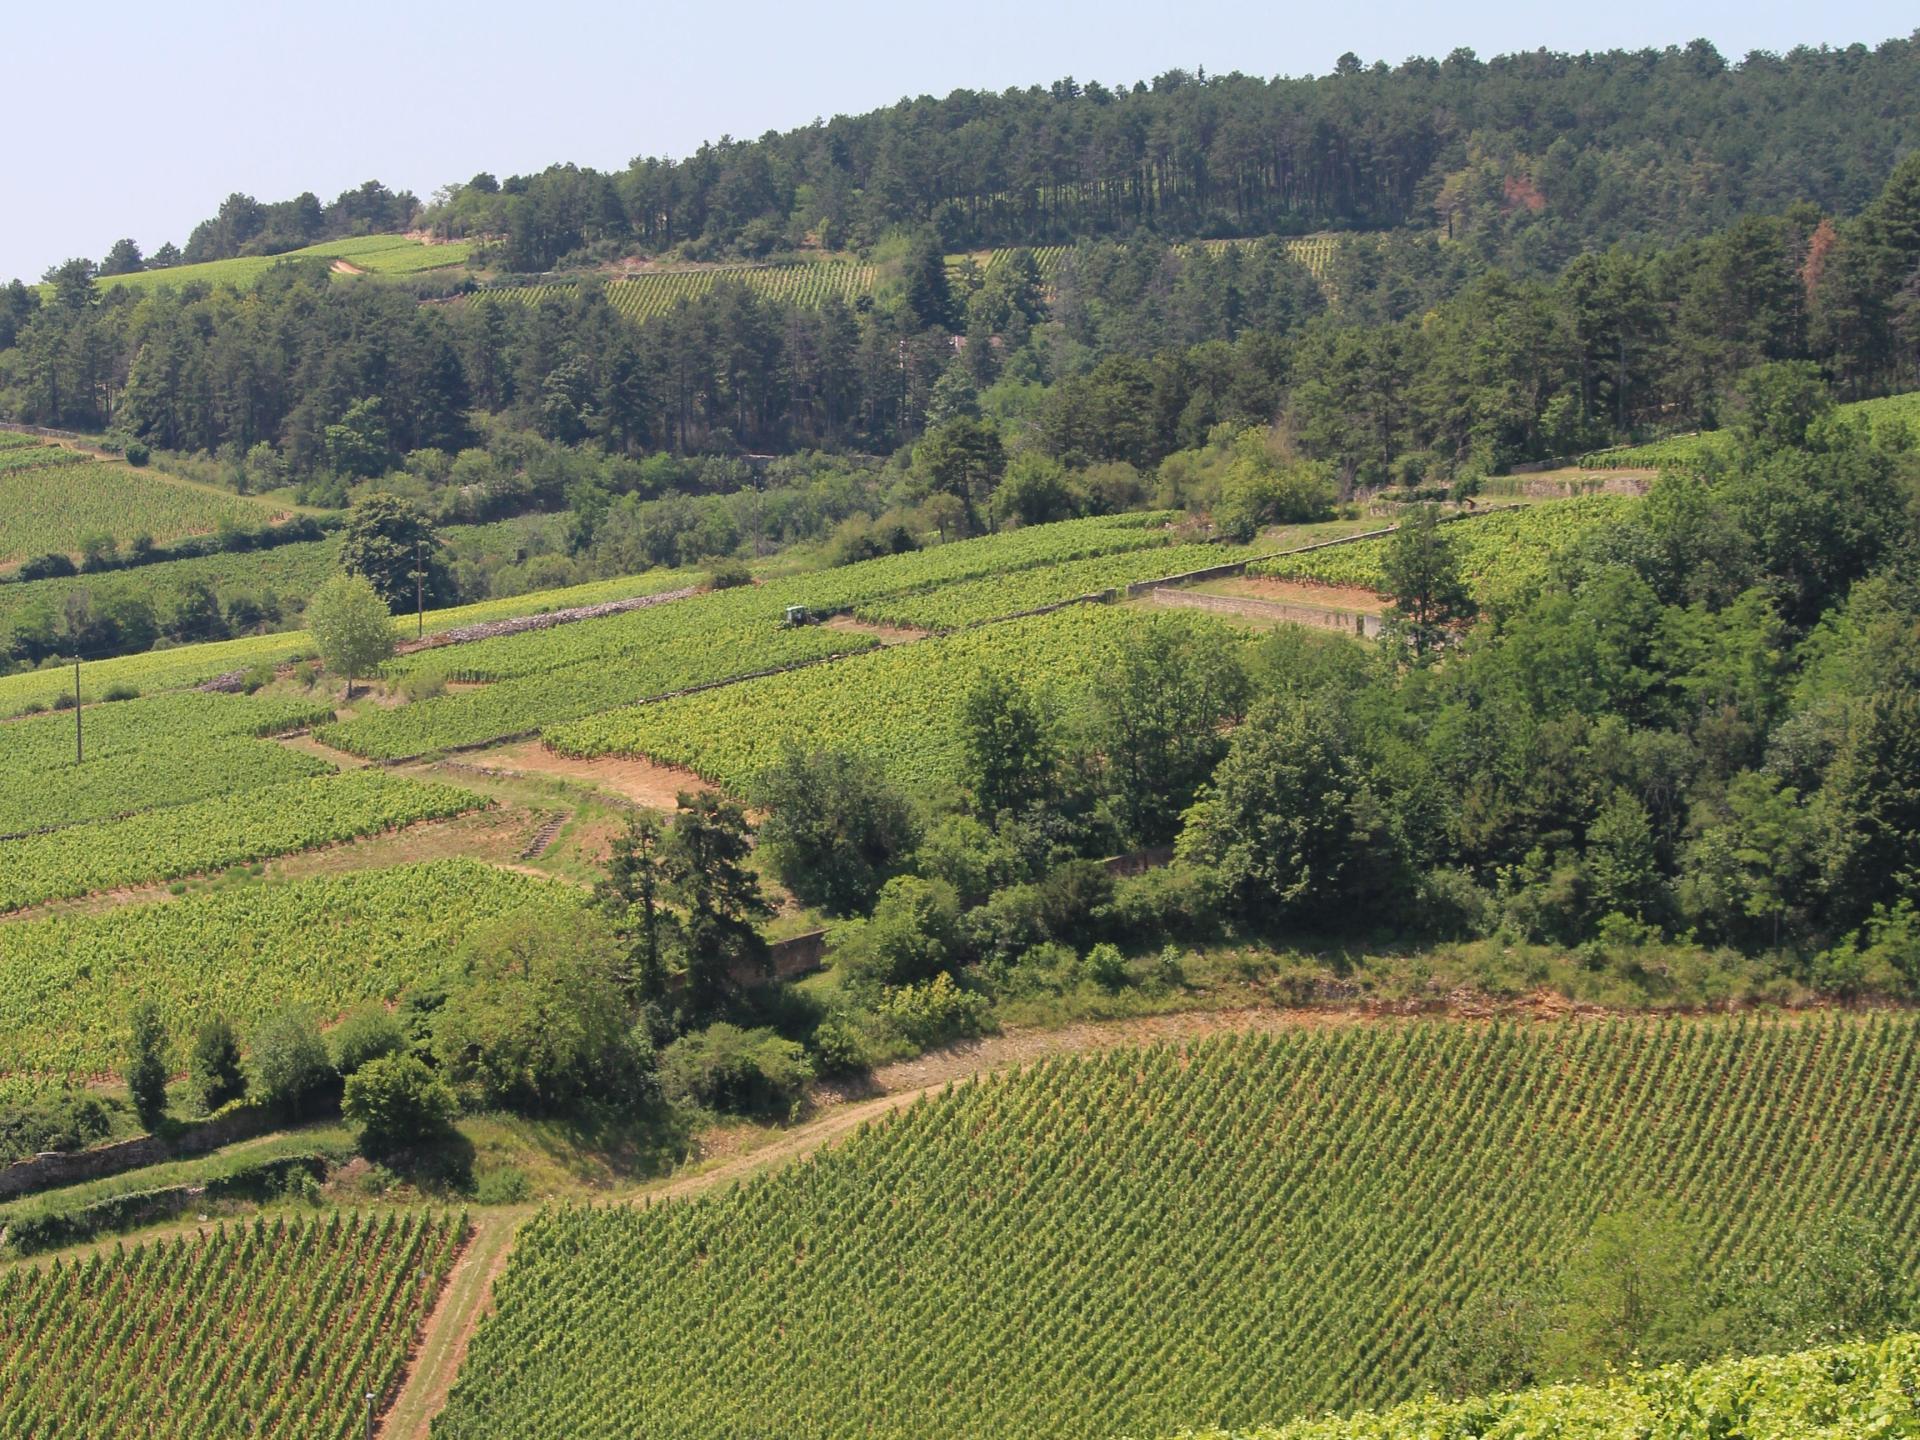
[377, 1209, 528, 1440]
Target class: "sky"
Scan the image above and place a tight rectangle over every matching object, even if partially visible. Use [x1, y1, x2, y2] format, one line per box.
[3, 0, 1914, 282]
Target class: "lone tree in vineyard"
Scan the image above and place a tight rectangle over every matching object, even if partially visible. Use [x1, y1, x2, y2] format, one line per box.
[307, 573, 396, 699]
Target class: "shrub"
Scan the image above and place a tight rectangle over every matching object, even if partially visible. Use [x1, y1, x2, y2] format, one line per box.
[659, 1024, 815, 1118]
[0, 1091, 112, 1165]
[475, 1166, 532, 1205]
[249, 1009, 337, 1119]
[706, 559, 752, 590]
[188, 1017, 247, 1113]
[329, 1003, 406, 1078]
[837, 876, 961, 988]
[1081, 942, 1130, 991]
[342, 1054, 458, 1155]
[873, 973, 989, 1049]
[101, 684, 140, 703]
[123, 441, 151, 467]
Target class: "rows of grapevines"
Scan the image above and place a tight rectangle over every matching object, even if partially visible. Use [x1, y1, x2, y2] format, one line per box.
[0, 1210, 465, 1440]
[851, 541, 1252, 629]
[0, 736, 332, 836]
[1579, 432, 1728, 473]
[437, 1015, 1920, 1440]
[0, 445, 88, 474]
[0, 563, 699, 717]
[0, 770, 483, 913]
[1251, 497, 1638, 604]
[318, 619, 875, 761]
[0, 431, 37, 451]
[0, 859, 588, 1078]
[546, 607, 1238, 791]
[82, 236, 468, 296]
[317, 515, 1182, 758]
[1195, 1332, 1920, 1440]
[0, 449, 268, 566]
[0, 691, 332, 776]
[476, 263, 877, 319]
[392, 515, 1171, 686]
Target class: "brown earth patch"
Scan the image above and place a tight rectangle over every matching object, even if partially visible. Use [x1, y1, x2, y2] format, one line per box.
[467, 741, 721, 810]
[276, 732, 371, 769]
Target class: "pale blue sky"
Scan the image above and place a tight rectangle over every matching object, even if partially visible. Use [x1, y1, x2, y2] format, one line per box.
[3, 0, 1914, 281]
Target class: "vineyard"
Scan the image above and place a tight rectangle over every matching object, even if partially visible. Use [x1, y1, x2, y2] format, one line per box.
[1190, 1332, 1920, 1440]
[476, 262, 876, 321]
[0, 737, 331, 836]
[546, 606, 1243, 791]
[0, 443, 277, 569]
[435, 1016, 1920, 1440]
[0, 770, 483, 914]
[0, 561, 702, 717]
[1250, 497, 1638, 606]
[1578, 389, 1919, 473]
[0, 1210, 466, 1440]
[0, 859, 588, 1078]
[80, 235, 473, 296]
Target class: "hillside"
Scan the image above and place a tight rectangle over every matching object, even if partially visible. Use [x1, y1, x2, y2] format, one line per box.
[433, 1018, 1920, 1439]
[1183, 1331, 1920, 1439]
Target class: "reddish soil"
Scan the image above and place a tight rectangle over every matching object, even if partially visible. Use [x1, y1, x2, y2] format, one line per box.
[467, 741, 719, 809]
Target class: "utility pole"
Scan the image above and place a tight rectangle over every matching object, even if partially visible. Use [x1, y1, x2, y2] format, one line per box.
[414, 539, 425, 639]
[73, 657, 82, 764]
[364, 1392, 374, 1440]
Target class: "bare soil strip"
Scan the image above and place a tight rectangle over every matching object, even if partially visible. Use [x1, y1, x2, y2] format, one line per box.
[459, 740, 718, 809]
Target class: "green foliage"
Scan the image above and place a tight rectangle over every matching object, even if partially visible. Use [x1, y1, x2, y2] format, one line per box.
[342, 1053, 458, 1154]
[961, 667, 1060, 819]
[1177, 1333, 1920, 1439]
[657, 1023, 814, 1118]
[187, 1016, 246, 1113]
[247, 1009, 336, 1119]
[838, 876, 963, 989]
[753, 746, 921, 917]
[437, 1017, 1920, 1440]
[871, 971, 989, 1047]
[304, 572, 396, 692]
[1379, 503, 1476, 655]
[329, 1002, 407, 1078]
[338, 492, 442, 609]
[433, 914, 645, 1111]
[0, 1210, 465, 1440]
[122, 1002, 170, 1130]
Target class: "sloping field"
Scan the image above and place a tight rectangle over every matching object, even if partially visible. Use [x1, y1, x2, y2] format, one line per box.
[0, 859, 589, 1078]
[1188, 1332, 1920, 1440]
[434, 1016, 1920, 1440]
[0, 442, 272, 568]
[0, 1210, 466, 1440]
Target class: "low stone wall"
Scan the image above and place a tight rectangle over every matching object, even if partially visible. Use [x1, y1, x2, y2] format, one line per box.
[0, 1104, 274, 1202]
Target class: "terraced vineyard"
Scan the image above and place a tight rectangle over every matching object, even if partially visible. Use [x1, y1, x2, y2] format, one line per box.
[0, 770, 483, 913]
[1251, 498, 1637, 606]
[1197, 1333, 1920, 1440]
[547, 606, 1241, 791]
[435, 1016, 1920, 1440]
[477, 262, 877, 320]
[0, 860, 587, 1078]
[1578, 389, 1920, 473]
[0, 564, 701, 717]
[0, 442, 272, 568]
[0, 1210, 466, 1440]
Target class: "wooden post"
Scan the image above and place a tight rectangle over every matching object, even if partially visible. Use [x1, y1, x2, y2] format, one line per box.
[73, 658, 82, 764]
